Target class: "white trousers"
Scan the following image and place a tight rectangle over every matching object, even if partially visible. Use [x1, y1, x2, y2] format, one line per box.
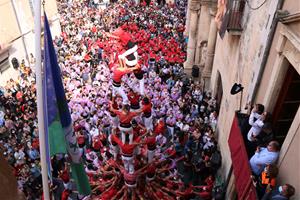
[143, 116, 153, 131]
[139, 78, 145, 96]
[119, 126, 133, 144]
[121, 132, 134, 144]
[122, 155, 135, 174]
[112, 85, 128, 104]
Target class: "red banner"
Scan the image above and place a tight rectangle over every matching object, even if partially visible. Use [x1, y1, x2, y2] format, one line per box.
[228, 115, 257, 200]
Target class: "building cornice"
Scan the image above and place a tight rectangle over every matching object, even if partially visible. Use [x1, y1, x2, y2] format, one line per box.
[278, 25, 300, 54]
[277, 11, 300, 24]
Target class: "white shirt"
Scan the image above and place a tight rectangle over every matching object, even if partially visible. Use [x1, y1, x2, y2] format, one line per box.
[249, 148, 279, 175]
[247, 112, 264, 141]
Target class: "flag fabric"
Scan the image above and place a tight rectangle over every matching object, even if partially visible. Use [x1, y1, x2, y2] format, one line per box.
[43, 13, 91, 195]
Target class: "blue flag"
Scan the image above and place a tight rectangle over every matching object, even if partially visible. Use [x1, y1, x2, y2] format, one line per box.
[43, 13, 91, 195]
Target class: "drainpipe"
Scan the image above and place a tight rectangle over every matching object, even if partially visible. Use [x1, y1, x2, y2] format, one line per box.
[250, 0, 285, 103]
[11, 0, 30, 61]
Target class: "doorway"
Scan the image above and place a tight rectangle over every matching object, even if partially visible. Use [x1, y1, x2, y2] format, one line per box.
[272, 61, 300, 144]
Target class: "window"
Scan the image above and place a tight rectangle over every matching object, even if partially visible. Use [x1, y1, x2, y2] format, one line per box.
[0, 57, 10, 74]
[227, 0, 245, 32]
[218, 0, 245, 38]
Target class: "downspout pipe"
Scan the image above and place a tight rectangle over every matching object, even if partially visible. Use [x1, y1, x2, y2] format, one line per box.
[250, 0, 285, 103]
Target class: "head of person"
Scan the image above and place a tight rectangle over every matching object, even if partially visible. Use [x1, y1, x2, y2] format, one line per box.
[131, 119, 137, 128]
[264, 164, 278, 178]
[279, 184, 295, 198]
[256, 103, 265, 115]
[143, 97, 150, 104]
[122, 104, 130, 113]
[267, 141, 280, 152]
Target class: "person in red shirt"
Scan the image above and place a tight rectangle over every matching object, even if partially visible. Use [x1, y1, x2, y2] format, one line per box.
[144, 131, 157, 163]
[132, 120, 147, 139]
[110, 103, 142, 144]
[142, 97, 153, 131]
[108, 128, 120, 160]
[153, 118, 165, 135]
[127, 88, 140, 110]
[61, 189, 71, 200]
[111, 58, 140, 104]
[92, 134, 103, 152]
[109, 96, 119, 128]
[112, 133, 142, 174]
[106, 28, 139, 70]
[59, 167, 72, 190]
[117, 160, 148, 190]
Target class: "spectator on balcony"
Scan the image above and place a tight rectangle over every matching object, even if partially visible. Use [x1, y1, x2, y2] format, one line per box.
[247, 105, 268, 142]
[261, 184, 295, 200]
[247, 104, 271, 156]
[249, 141, 280, 176]
[255, 164, 278, 199]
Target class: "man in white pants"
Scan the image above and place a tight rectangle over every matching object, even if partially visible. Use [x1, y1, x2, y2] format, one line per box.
[112, 134, 141, 174]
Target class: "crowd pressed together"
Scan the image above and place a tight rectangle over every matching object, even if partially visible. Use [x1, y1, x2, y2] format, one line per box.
[0, 0, 224, 199]
[0, 0, 296, 200]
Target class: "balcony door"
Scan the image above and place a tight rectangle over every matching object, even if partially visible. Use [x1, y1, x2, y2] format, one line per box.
[272, 62, 300, 144]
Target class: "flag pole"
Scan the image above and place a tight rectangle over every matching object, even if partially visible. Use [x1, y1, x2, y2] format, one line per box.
[34, 0, 50, 199]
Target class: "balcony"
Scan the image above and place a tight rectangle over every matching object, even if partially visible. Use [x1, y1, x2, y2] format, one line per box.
[227, 112, 257, 199]
[218, 0, 245, 38]
[227, 0, 245, 34]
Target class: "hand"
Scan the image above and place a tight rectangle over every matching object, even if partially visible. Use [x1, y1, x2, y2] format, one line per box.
[255, 147, 260, 153]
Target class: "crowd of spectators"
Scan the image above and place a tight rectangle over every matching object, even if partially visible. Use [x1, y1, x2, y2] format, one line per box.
[0, 0, 297, 199]
[0, 0, 223, 199]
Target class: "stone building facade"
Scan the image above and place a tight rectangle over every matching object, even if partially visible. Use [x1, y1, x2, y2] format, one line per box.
[185, 0, 218, 88]
[0, 0, 61, 86]
[185, 0, 300, 199]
